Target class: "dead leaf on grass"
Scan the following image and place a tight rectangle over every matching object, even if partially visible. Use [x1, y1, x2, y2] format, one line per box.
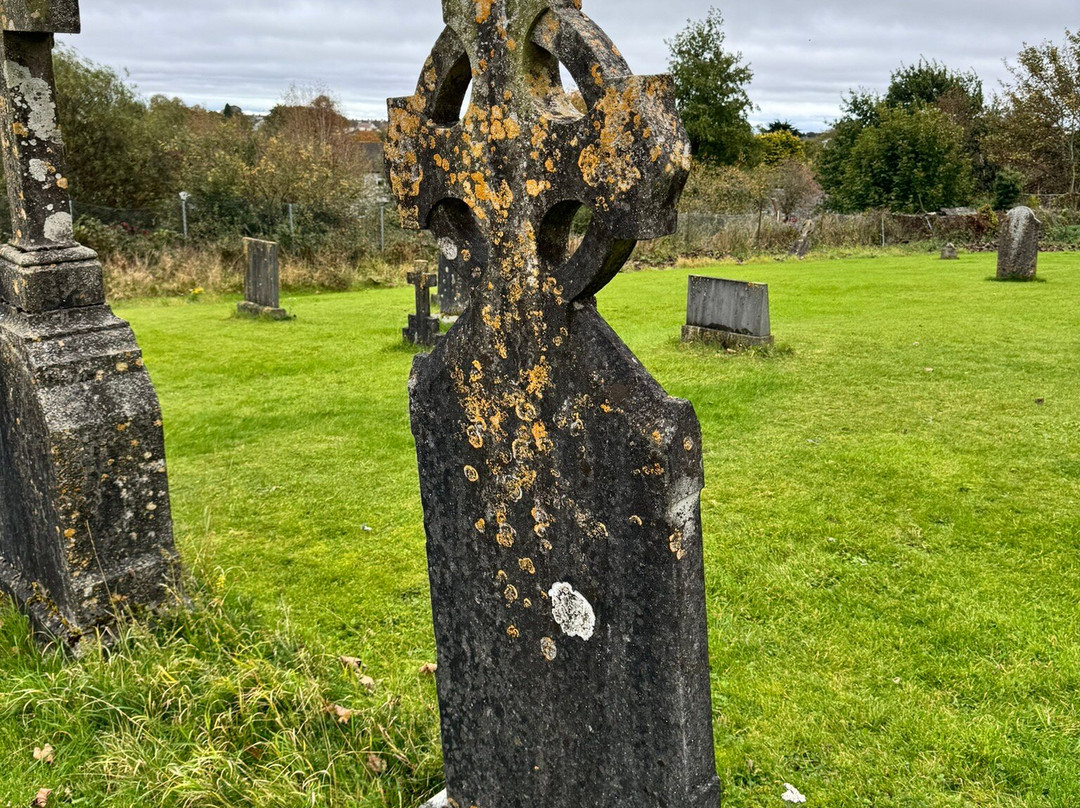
[359, 675, 377, 692]
[419, 662, 437, 675]
[325, 703, 354, 724]
[339, 656, 363, 673]
[32, 745, 54, 765]
[33, 788, 52, 807]
[366, 752, 387, 775]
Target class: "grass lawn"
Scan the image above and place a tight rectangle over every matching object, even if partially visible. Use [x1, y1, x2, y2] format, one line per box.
[1, 251, 1079, 806]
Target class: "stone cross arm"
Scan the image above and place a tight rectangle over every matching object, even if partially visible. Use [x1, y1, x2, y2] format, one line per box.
[1, 1, 80, 33]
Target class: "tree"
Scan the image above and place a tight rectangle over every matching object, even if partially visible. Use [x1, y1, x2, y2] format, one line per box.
[764, 120, 803, 138]
[667, 8, 754, 165]
[841, 105, 972, 212]
[817, 91, 881, 210]
[756, 130, 804, 166]
[987, 29, 1080, 195]
[885, 59, 983, 114]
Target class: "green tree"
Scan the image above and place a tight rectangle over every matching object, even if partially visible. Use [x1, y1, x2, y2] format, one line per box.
[841, 105, 972, 212]
[817, 91, 880, 210]
[987, 29, 1080, 195]
[756, 130, 805, 166]
[667, 7, 754, 165]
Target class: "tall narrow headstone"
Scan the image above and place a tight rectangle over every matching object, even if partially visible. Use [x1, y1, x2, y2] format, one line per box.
[387, 2, 718, 807]
[437, 252, 469, 318]
[0, 0, 181, 647]
[683, 276, 774, 349]
[996, 206, 1041, 281]
[238, 238, 289, 319]
[403, 260, 440, 346]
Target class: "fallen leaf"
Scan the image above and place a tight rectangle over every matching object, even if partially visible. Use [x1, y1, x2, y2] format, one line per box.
[359, 675, 377, 692]
[1035, 398, 1045, 405]
[33, 788, 51, 807]
[419, 662, 437, 675]
[339, 656, 363, 673]
[325, 703, 354, 724]
[33, 744, 54, 765]
[366, 752, 387, 775]
[782, 783, 806, 804]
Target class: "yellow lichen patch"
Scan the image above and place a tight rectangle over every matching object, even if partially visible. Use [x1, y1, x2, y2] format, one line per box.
[684, 437, 695, 452]
[523, 359, 552, 398]
[474, 0, 493, 24]
[519, 557, 536, 575]
[525, 179, 545, 197]
[629, 515, 643, 526]
[63, 528, 76, 539]
[464, 465, 480, 483]
[503, 584, 519, 604]
[541, 636, 557, 661]
[475, 518, 487, 532]
[668, 531, 688, 561]
[651, 430, 663, 444]
[507, 624, 520, 638]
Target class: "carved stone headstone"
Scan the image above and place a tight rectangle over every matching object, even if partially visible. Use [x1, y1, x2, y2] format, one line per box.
[683, 275, 773, 349]
[940, 242, 959, 260]
[789, 218, 815, 258]
[437, 252, 469, 318]
[387, 2, 718, 807]
[403, 260, 440, 346]
[997, 206, 1041, 281]
[238, 238, 289, 319]
[0, 0, 180, 647]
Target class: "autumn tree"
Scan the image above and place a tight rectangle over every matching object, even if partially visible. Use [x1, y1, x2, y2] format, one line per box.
[667, 7, 755, 165]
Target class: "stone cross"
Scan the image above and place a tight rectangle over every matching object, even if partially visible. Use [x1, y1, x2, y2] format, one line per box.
[683, 276, 774, 349]
[387, 2, 719, 807]
[997, 206, 1041, 281]
[238, 237, 289, 319]
[0, 0, 181, 647]
[403, 260, 440, 346]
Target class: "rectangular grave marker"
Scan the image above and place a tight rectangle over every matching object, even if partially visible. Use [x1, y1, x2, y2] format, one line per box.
[0, 0, 181, 647]
[683, 275, 774, 349]
[238, 238, 289, 319]
[403, 260, 440, 346]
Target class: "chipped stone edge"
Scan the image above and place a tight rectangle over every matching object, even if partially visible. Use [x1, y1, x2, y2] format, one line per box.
[419, 789, 449, 808]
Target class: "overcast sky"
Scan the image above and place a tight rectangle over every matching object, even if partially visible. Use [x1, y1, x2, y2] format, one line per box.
[60, 0, 1072, 133]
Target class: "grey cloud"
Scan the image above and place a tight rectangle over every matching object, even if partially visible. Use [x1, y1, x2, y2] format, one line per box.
[60, 0, 1072, 131]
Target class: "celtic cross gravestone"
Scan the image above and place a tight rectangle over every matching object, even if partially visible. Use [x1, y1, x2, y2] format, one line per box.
[404, 260, 440, 346]
[387, 1, 719, 806]
[0, 0, 181, 647]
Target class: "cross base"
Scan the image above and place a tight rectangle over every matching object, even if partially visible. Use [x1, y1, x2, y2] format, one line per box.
[682, 325, 774, 350]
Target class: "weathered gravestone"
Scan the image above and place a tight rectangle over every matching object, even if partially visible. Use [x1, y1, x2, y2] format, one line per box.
[437, 252, 470, 318]
[997, 206, 1041, 281]
[238, 238, 289, 319]
[387, 2, 719, 807]
[0, 0, 180, 647]
[940, 242, 959, 260]
[789, 218, 815, 258]
[683, 276, 773, 349]
[403, 260, 440, 346]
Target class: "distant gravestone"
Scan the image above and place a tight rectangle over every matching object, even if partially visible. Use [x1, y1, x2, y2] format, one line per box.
[941, 242, 959, 260]
[789, 219, 815, 258]
[403, 260, 439, 347]
[239, 238, 289, 319]
[387, 2, 719, 807]
[0, 0, 181, 647]
[683, 276, 773, 349]
[997, 206, 1041, 281]
[437, 251, 470, 318]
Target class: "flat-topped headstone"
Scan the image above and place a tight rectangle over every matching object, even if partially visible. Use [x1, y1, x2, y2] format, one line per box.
[238, 238, 289, 319]
[683, 275, 773, 349]
[941, 242, 959, 260]
[387, 2, 718, 807]
[997, 206, 1041, 281]
[0, 0, 181, 647]
[403, 260, 440, 346]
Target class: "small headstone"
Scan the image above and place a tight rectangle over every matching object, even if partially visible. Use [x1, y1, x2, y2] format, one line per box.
[940, 242, 959, 260]
[682, 276, 774, 349]
[403, 260, 439, 347]
[789, 219, 815, 258]
[0, 0, 181, 647]
[996, 206, 1041, 281]
[238, 238, 289, 319]
[387, 2, 719, 807]
[437, 251, 470, 319]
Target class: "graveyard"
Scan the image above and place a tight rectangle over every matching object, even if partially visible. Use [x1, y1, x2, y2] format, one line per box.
[0, 250, 1077, 806]
[0, 0, 1079, 806]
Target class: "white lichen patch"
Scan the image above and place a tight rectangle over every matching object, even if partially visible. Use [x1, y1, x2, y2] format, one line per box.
[28, 158, 48, 183]
[5, 61, 60, 141]
[548, 582, 595, 640]
[43, 211, 72, 242]
[438, 237, 459, 260]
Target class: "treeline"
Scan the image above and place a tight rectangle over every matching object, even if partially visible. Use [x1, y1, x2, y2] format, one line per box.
[670, 10, 1080, 215]
[37, 48, 383, 249]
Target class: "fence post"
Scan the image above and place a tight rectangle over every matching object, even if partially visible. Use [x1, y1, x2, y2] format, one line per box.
[288, 203, 295, 236]
[379, 204, 386, 252]
[179, 191, 190, 240]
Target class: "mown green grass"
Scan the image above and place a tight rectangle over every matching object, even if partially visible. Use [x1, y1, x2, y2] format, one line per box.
[2, 252, 1079, 806]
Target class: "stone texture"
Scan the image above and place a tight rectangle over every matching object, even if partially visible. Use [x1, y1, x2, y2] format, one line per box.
[683, 275, 773, 349]
[997, 206, 1041, 281]
[239, 238, 289, 319]
[387, 2, 718, 807]
[940, 242, 959, 260]
[403, 261, 440, 346]
[0, 0, 80, 35]
[0, 1, 180, 648]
